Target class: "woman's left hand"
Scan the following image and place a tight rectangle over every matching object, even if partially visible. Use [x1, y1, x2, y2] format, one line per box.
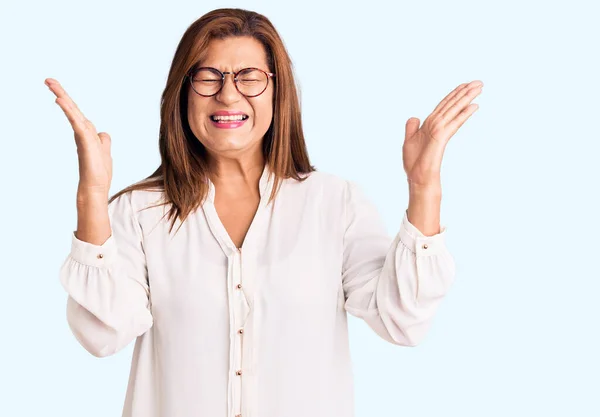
[403, 80, 483, 189]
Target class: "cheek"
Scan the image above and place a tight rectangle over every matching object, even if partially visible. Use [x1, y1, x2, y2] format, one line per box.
[187, 98, 209, 134]
[257, 107, 273, 125]
[253, 98, 274, 129]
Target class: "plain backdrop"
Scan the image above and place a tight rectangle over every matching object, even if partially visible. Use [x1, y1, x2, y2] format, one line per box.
[1, 0, 599, 416]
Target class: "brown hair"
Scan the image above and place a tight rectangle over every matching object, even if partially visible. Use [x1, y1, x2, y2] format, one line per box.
[108, 8, 315, 234]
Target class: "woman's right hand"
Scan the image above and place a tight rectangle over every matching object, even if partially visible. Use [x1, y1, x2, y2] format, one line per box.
[45, 78, 113, 201]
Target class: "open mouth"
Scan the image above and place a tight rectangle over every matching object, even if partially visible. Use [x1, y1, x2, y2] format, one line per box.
[210, 115, 249, 123]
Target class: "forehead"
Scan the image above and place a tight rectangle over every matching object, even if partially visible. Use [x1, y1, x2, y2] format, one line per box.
[200, 36, 268, 71]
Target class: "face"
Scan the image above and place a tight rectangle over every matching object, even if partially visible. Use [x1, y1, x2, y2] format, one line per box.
[186, 36, 275, 160]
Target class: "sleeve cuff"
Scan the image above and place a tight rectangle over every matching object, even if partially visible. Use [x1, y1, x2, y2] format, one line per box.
[399, 210, 448, 256]
[69, 230, 117, 267]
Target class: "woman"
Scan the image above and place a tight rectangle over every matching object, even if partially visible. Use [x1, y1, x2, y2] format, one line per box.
[47, 8, 482, 417]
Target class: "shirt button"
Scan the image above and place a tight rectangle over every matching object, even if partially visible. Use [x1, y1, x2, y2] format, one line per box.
[238, 328, 244, 335]
[97, 253, 104, 259]
[422, 244, 429, 249]
[236, 370, 243, 376]
[236, 283, 243, 289]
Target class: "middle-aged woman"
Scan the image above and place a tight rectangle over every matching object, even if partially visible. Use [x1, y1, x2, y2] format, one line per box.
[47, 7, 483, 417]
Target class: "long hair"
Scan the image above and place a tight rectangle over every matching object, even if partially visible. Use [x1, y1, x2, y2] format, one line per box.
[108, 8, 315, 234]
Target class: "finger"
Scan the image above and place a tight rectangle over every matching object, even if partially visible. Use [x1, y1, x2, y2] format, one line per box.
[46, 78, 86, 120]
[445, 103, 479, 137]
[434, 80, 483, 117]
[45, 79, 88, 124]
[430, 82, 469, 117]
[54, 94, 99, 148]
[441, 85, 482, 121]
[55, 96, 88, 131]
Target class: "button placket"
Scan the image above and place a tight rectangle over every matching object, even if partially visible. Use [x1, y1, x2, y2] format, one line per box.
[240, 251, 261, 417]
[234, 250, 251, 327]
[232, 250, 249, 417]
[202, 180, 268, 417]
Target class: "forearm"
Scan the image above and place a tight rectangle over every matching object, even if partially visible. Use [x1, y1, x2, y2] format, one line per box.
[76, 190, 111, 245]
[406, 182, 442, 236]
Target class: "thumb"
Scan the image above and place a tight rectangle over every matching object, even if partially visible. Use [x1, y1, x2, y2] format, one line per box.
[405, 117, 420, 139]
[98, 132, 111, 146]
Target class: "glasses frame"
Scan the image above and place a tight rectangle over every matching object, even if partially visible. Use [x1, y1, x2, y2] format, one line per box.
[185, 66, 276, 98]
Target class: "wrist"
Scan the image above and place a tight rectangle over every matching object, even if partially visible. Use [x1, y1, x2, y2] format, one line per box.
[408, 181, 442, 196]
[76, 191, 109, 209]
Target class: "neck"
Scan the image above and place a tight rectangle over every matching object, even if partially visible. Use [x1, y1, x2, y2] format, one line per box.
[207, 154, 266, 190]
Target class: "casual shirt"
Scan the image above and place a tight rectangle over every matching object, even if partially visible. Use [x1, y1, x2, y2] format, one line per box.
[59, 164, 456, 417]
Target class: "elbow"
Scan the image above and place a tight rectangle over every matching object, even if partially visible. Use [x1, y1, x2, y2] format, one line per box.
[65, 297, 152, 357]
[399, 331, 424, 347]
[380, 313, 433, 347]
[77, 336, 116, 358]
[66, 297, 120, 358]
[387, 328, 424, 347]
[67, 318, 118, 358]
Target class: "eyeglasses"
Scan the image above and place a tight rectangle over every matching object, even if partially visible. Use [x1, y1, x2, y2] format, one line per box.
[185, 67, 275, 98]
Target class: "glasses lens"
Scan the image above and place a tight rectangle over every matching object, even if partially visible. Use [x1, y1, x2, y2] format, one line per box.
[191, 69, 222, 96]
[236, 69, 268, 96]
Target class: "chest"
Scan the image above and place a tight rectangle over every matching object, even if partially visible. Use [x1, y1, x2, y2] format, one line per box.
[213, 194, 260, 249]
[141, 185, 347, 323]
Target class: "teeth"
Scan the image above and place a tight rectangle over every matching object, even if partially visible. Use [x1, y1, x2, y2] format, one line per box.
[211, 115, 247, 121]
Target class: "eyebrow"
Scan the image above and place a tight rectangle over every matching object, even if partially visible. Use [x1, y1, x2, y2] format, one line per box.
[197, 64, 258, 72]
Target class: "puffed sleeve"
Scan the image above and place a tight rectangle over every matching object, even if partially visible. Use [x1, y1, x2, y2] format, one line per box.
[341, 180, 456, 346]
[59, 191, 153, 357]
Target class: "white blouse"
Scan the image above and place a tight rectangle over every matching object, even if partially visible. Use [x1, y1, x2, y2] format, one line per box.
[59, 164, 456, 417]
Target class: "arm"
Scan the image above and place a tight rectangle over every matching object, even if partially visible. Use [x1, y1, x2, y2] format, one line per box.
[59, 191, 153, 357]
[341, 180, 456, 346]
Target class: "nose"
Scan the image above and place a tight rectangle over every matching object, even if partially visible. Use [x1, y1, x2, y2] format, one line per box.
[215, 72, 242, 104]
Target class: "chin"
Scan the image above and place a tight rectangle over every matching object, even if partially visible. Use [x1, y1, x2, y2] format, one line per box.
[206, 135, 259, 154]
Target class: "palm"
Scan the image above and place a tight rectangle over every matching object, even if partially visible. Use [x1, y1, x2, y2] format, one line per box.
[45, 77, 113, 196]
[402, 80, 483, 187]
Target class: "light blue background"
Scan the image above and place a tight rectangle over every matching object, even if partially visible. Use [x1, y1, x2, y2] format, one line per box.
[1, 0, 598, 416]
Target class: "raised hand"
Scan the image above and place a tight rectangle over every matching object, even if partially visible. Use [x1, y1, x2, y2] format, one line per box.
[403, 80, 483, 188]
[45, 78, 113, 200]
